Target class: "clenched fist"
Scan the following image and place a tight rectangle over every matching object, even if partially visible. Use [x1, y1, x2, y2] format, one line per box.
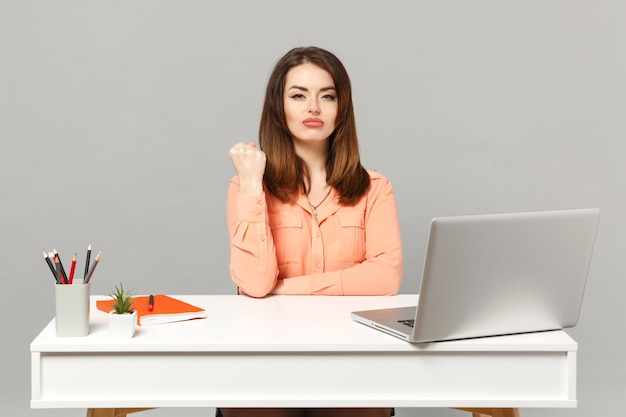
[229, 142, 266, 196]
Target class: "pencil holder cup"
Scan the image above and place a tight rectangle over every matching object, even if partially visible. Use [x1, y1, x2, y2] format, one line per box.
[55, 283, 90, 337]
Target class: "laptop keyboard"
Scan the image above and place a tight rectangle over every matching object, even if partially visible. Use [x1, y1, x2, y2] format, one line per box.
[398, 319, 415, 328]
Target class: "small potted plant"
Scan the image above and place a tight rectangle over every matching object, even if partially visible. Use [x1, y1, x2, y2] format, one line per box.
[107, 283, 137, 338]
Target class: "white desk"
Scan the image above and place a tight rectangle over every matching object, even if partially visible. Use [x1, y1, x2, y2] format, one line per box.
[31, 295, 577, 417]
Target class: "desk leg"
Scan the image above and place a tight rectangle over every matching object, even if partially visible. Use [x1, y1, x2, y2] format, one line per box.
[454, 408, 520, 417]
[86, 408, 155, 417]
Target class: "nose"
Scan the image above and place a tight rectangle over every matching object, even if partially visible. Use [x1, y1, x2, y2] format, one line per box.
[308, 98, 320, 114]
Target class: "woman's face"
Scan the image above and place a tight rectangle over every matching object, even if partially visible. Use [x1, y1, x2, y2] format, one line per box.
[283, 63, 338, 144]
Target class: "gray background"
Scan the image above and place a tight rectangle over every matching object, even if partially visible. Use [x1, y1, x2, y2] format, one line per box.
[1, 1, 624, 417]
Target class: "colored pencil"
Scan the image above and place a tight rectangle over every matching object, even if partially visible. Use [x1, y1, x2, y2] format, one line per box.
[84, 250, 102, 284]
[52, 249, 68, 284]
[54, 255, 62, 284]
[43, 251, 58, 282]
[84, 244, 92, 280]
[69, 253, 77, 284]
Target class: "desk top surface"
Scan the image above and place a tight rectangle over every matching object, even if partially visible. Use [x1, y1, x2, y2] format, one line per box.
[31, 294, 576, 353]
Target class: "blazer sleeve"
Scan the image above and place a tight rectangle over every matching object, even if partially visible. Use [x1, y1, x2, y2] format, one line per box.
[227, 177, 279, 297]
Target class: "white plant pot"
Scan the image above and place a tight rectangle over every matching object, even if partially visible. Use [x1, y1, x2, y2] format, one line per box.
[108, 310, 137, 338]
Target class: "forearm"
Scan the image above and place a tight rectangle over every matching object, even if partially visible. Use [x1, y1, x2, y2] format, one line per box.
[227, 180, 278, 297]
[272, 253, 403, 295]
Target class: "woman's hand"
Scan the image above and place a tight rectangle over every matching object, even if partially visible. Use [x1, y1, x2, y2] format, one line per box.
[229, 142, 266, 196]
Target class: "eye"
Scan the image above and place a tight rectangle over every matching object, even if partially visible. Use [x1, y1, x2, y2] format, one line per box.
[321, 94, 337, 101]
[289, 93, 306, 99]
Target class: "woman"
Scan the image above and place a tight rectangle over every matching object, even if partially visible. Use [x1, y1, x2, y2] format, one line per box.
[224, 46, 402, 417]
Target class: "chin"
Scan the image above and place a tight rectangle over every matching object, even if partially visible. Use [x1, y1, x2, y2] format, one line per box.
[294, 135, 330, 143]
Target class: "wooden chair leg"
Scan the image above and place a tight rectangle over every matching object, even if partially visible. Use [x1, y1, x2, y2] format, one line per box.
[86, 410, 115, 417]
[86, 408, 155, 417]
[454, 408, 520, 417]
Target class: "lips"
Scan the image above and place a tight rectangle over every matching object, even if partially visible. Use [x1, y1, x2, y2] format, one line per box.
[303, 118, 324, 128]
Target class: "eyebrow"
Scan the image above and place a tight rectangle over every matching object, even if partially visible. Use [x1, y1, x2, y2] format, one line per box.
[287, 85, 336, 92]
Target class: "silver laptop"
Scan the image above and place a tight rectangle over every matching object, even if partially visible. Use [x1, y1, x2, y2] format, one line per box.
[352, 208, 600, 343]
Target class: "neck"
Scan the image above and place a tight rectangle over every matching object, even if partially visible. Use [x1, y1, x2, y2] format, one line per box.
[294, 139, 328, 170]
[294, 139, 329, 191]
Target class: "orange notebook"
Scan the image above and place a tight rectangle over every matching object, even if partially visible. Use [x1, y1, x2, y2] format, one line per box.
[96, 294, 207, 326]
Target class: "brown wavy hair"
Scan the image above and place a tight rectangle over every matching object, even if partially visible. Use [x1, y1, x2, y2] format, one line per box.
[259, 46, 370, 205]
